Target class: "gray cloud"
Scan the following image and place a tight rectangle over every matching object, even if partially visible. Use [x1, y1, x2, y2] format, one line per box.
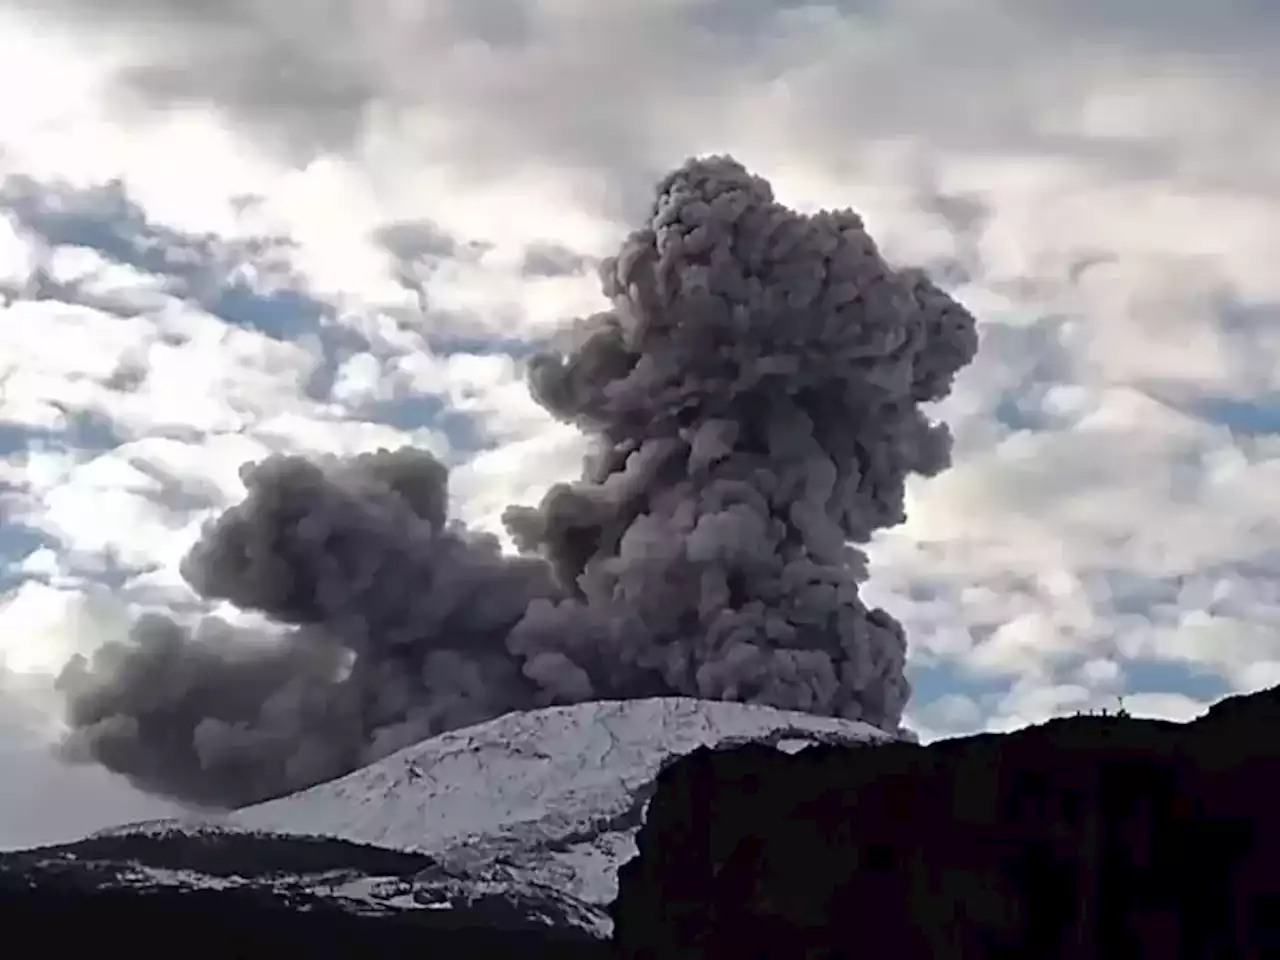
[53, 155, 978, 807]
[371, 217, 490, 311]
[0, 665, 183, 848]
[520, 241, 592, 279]
[11, 0, 1277, 195]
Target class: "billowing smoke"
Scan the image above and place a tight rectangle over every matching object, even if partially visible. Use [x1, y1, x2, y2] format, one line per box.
[54, 156, 979, 808]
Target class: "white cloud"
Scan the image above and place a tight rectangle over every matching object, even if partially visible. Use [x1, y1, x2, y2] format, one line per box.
[0, 581, 131, 674]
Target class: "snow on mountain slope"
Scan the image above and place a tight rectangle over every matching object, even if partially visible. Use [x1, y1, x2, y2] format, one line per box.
[233, 699, 889, 847]
[102, 697, 891, 910]
[2, 829, 615, 946]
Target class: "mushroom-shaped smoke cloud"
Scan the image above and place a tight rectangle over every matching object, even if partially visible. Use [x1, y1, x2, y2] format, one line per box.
[55, 156, 979, 808]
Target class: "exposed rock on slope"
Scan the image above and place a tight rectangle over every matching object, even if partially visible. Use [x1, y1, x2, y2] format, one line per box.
[0, 830, 609, 958]
[6, 698, 887, 953]
[100, 697, 889, 911]
[225, 696, 885, 890]
[613, 684, 1280, 959]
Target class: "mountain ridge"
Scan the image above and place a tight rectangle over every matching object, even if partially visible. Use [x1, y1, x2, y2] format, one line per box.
[4, 696, 892, 951]
[94, 696, 891, 907]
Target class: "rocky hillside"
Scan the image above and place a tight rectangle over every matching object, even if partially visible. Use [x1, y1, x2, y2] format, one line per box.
[2, 697, 889, 956]
[614, 684, 1280, 958]
[0, 828, 608, 957]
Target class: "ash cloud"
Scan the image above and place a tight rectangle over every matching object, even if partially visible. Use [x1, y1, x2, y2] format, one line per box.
[54, 156, 979, 808]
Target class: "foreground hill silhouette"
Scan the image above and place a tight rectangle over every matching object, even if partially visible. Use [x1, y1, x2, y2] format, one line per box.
[613, 684, 1280, 959]
[0, 830, 608, 958]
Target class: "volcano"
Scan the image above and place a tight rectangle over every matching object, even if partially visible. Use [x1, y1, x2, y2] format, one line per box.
[2, 697, 892, 954]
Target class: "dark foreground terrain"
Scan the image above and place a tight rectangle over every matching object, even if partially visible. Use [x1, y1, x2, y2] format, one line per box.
[0, 829, 609, 958]
[7, 686, 1277, 957]
[614, 684, 1280, 959]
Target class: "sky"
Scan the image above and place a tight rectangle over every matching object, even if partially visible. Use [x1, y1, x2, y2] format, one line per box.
[1, 0, 1278, 849]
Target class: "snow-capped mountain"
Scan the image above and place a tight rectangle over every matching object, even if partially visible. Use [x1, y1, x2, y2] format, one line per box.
[93, 698, 891, 926]
[1, 698, 893, 953]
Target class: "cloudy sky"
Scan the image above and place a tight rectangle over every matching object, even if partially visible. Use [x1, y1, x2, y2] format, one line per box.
[1, 0, 1278, 849]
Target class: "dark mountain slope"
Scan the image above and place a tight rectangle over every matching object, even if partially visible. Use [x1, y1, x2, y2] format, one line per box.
[0, 830, 608, 958]
[615, 684, 1280, 959]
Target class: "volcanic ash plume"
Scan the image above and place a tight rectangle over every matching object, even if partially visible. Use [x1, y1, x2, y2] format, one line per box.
[54, 156, 979, 807]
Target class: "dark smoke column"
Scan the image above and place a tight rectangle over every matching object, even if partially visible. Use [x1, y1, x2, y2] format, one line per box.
[503, 156, 978, 732]
[53, 155, 977, 809]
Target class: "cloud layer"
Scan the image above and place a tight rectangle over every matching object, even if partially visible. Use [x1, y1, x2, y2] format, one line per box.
[1, 0, 1278, 841]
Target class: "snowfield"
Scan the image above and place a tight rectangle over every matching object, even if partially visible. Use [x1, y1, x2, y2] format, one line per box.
[98, 697, 893, 909]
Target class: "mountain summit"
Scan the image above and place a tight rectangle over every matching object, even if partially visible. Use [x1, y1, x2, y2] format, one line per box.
[223, 696, 892, 905]
[7, 697, 891, 952]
